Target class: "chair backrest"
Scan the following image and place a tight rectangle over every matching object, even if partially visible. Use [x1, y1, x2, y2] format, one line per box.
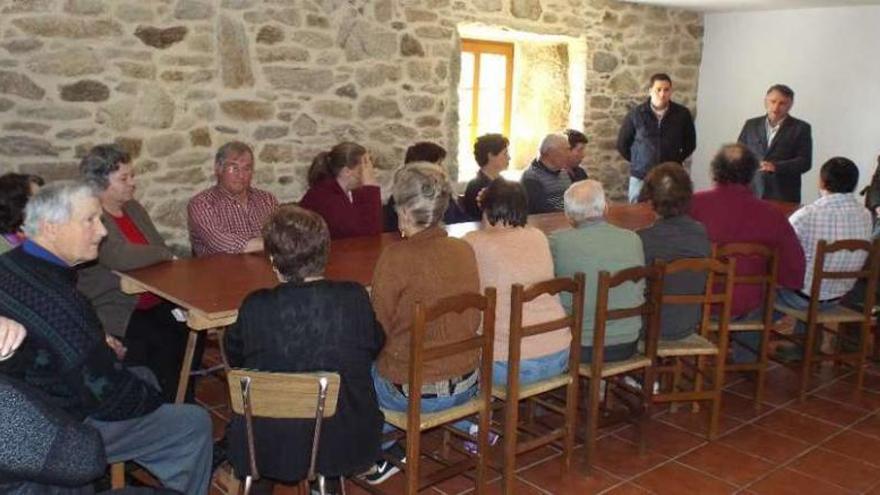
[226, 370, 341, 484]
[507, 273, 586, 389]
[407, 288, 497, 421]
[714, 242, 779, 322]
[592, 265, 664, 368]
[807, 239, 880, 317]
[660, 257, 736, 346]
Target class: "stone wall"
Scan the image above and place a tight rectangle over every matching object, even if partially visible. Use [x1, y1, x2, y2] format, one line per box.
[0, 0, 703, 248]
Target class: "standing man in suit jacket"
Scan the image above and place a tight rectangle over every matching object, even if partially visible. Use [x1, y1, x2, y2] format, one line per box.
[617, 73, 696, 203]
[738, 84, 812, 203]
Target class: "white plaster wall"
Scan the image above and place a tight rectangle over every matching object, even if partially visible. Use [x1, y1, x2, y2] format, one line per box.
[693, 5, 880, 202]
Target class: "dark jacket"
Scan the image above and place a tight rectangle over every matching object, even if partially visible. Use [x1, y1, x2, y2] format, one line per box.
[521, 159, 571, 214]
[738, 115, 812, 203]
[861, 158, 880, 217]
[299, 178, 382, 240]
[225, 280, 385, 482]
[638, 215, 711, 340]
[77, 201, 174, 338]
[617, 100, 696, 180]
[462, 170, 493, 220]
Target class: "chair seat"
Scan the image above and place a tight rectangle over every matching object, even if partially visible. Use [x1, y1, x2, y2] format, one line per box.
[578, 355, 651, 378]
[775, 303, 866, 324]
[382, 398, 484, 431]
[491, 374, 571, 401]
[707, 318, 766, 331]
[656, 334, 718, 357]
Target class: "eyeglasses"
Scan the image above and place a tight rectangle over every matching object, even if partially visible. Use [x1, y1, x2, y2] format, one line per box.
[222, 162, 254, 175]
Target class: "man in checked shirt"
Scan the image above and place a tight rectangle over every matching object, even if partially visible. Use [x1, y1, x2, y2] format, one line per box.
[187, 141, 279, 256]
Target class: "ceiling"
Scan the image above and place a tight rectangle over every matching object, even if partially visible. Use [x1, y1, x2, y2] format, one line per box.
[621, 0, 880, 12]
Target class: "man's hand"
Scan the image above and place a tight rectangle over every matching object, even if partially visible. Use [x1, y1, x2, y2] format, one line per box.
[760, 161, 776, 173]
[0, 317, 26, 360]
[243, 237, 264, 253]
[476, 187, 488, 209]
[105, 334, 127, 361]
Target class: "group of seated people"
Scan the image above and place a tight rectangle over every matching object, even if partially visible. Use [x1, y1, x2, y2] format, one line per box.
[0, 133, 877, 493]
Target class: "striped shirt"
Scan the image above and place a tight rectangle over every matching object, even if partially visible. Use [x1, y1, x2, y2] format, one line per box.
[187, 185, 278, 256]
[789, 193, 872, 300]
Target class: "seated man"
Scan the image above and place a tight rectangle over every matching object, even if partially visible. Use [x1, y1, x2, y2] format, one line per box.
[638, 163, 711, 341]
[690, 143, 806, 362]
[521, 134, 573, 214]
[188, 141, 278, 256]
[0, 182, 212, 494]
[777, 157, 873, 354]
[550, 180, 645, 364]
[563, 129, 589, 183]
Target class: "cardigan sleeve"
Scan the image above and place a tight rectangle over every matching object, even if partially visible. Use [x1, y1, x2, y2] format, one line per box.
[370, 248, 400, 341]
[98, 203, 173, 272]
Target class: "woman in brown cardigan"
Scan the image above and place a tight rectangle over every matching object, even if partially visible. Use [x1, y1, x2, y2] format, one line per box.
[76, 144, 189, 402]
[367, 162, 481, 484]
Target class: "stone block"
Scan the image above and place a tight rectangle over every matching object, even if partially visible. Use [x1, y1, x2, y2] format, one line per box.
[134, 25, 187, 49]
[59, 80, 109, 102]
[3, 122, 50, 135]
[259, 143, 294, 164]
[254, 125, 289, 141]
[174, 0, 214, 20]
[190, 127, 212, 147]
[133, 87, 175, 129]
[256, 46, 310, 63]
[146, 133, 186, 158]
[291, 30, 334, 49]
[292, 113, 317, 136]
[114, 2, 154, 22]
[0, 136, 60, 157]
[593, 51, 619, 73]
[312, 100, 353, 120]
[401, 34, 425, 57]
[114, 137, 142, 159]
[0, 71, 45, 100]
[355, 64, 402, 89]
[335, 83, 357, 99]
[28, 48, 103, 76]
[2, 39, 43, 53]
[18, 104, 90, 121]
[339, 19, 397, 62]
[511, 0, 542, 20]
[116, 61, 156, 80]
[264, 67, 334, 93]
[219, 100, 274, 121]
[64, 0, 105, 15]
[12, 16, 122, 38]
[218, 15, 254, 89]
[257, 25, 284, 45]
[358, 96, 402, 120]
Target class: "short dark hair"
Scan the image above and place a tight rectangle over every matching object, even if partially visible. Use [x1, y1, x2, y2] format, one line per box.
[766, 84, 794, 100]
[710, 143, 759, 186]
[820, 157, 859, 194]
[404, 141, 447, 164]
[214, 141, 254, 169]
[482, 178, 528, 227]
[79, 144, 131, 190]
[641, 163, 693, 218]
[563, 129, 588, 149]
[262, 205, 330, 282]
[0, 173, 42, 233]
[649, 73, 672, 86]
[473, 133, 509, 167]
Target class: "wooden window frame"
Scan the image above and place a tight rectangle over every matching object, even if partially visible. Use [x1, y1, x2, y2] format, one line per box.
[460, 39, 515, 146]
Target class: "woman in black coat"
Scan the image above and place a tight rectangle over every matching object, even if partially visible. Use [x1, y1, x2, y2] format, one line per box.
[224, 205, 385, 493]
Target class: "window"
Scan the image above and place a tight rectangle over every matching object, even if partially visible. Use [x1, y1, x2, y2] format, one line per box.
[457, 39, 514, 181]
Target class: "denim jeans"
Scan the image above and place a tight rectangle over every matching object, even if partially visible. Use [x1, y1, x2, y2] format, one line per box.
[628, 177, 643, 203]
[492, 349, 569, 386]
[372, 365, 478, 447]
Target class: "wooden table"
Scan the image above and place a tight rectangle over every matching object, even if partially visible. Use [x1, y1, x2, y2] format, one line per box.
[118, 201, 796, 402]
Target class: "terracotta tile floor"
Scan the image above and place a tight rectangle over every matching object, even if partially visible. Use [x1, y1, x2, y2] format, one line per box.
[198, 342, 880, 495]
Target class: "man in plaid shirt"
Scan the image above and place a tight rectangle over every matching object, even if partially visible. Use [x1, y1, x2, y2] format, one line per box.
[776, 157, 872, 350]
[187, 141, 278, 256]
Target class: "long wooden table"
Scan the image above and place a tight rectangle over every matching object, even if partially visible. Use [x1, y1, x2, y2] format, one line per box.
[118, 201, 797, 402]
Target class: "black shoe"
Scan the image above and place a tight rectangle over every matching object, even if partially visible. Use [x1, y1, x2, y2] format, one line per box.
[363, 443, 405, 485]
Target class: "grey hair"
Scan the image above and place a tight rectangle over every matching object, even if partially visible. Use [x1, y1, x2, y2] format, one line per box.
[22, 181, 97, 238]
[79, 144, 131, 191]
[392, 162, 451, 230]
[539, 133, 569, 158]
[563, 180, 606, 225]
[214, 141, 254, 169]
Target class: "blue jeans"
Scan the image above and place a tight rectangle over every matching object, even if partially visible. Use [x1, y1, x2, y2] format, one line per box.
[628, 177, 643, 203]
[372, 365, 478, 447]
[492, 349, 569, 386]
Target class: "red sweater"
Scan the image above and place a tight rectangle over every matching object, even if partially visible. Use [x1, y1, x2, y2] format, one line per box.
[299, 178, 382, 239]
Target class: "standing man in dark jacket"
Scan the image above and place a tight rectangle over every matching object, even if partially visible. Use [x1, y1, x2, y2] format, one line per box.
[737, 84, 812, 203]
[617, 73, 696, 203]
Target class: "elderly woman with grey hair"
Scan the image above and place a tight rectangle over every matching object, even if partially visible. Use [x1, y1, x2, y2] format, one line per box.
[366, 162, 482, 484]
[76, 144, 188, 402]
[550, 180, 646, 364]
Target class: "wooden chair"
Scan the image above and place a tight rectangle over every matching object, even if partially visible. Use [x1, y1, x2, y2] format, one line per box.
[652, 257, 735, 440]
[773, 239, 880, 400]
[491, 273, 585, 494]
[710, 243, 779, 408]
[358, 288, 496, 494]
[580, 265, 664, 473]
[226, 369, 341, 495]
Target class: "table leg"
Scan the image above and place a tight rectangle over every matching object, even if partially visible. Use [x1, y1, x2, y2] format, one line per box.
[175, 330, 199, 403]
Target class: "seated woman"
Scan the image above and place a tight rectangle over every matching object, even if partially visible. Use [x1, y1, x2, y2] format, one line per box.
[462, 179, 570, 385]
[383, 141, 468, 232]
[225, 205, 385, 494]
[76, 144, 188, 401]
[463, 133, 510, 220]
[299, 142, 382, 239]
[369, 163, 481, 484]
[0, 173, 43, 254]
[637, 163, 711, 340]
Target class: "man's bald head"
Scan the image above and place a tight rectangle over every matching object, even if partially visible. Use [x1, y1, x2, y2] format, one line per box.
[538, 133, 570, 170]
[710, 143, 759, 186]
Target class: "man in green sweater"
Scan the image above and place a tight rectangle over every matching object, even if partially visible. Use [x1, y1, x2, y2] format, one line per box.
[550, 180, 646, 363]
[0, 181, 212, 494]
